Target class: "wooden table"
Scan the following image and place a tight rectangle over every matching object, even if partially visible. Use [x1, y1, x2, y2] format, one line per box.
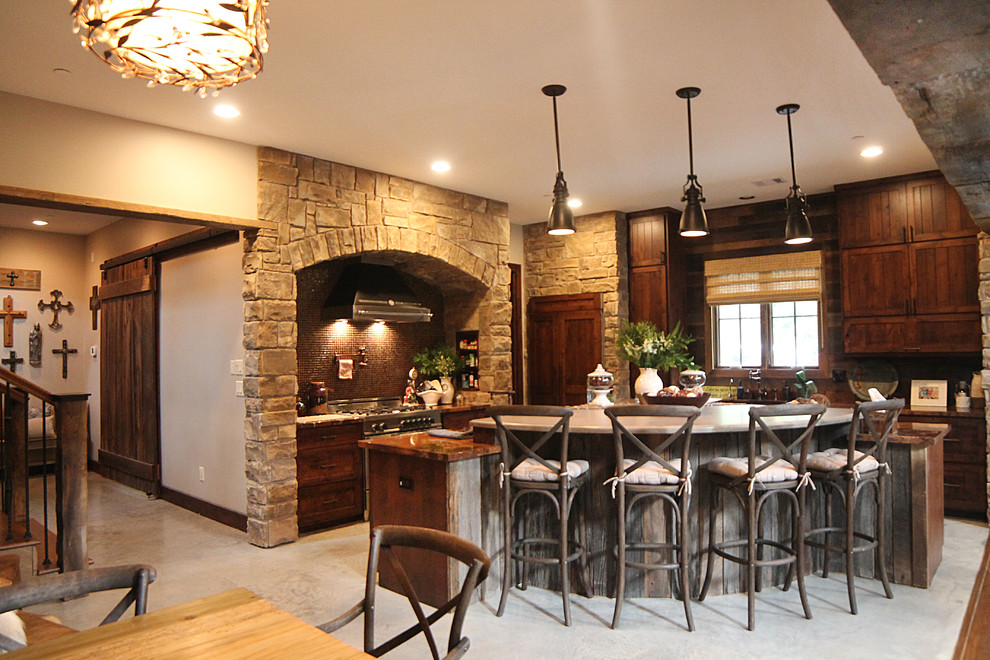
[8, 588, 372, 659]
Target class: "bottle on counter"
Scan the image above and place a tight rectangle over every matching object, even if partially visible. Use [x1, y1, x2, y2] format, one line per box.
[308, 381, 328, 415]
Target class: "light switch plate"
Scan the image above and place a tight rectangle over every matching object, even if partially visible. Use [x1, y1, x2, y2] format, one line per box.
[235, 380, 244, 396]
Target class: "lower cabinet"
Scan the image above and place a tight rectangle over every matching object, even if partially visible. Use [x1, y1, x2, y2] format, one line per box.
[441, 406, 489, 431]
[900, 410, 987, 519]
[296, 421, 364, 532]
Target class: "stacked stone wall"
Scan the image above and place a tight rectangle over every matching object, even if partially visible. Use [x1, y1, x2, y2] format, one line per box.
[244, 146, 511, 547]
[523, 211, 629, 399]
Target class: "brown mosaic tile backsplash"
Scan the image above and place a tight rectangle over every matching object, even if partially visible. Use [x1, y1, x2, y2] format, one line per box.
[296, 258, 445, 402]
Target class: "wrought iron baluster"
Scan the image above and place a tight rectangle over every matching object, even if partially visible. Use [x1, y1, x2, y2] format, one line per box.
[22, 397, 31, 541]
[41, 400, 51, 567]
[3, 381, 12, 542]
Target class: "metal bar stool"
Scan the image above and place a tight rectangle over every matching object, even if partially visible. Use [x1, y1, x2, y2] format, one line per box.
[604, 404, 701, 630]
[490, 405, 591, 626]
[804, 398, 904, 614]
[698, 402, 826, 631]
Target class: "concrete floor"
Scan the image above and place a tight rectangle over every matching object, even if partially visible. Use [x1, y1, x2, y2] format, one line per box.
[26, 474, 989, 659]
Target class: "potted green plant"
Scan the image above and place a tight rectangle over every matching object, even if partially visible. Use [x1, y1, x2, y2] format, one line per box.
[412, 342, 465, 404]
[616, 321, 698, 395]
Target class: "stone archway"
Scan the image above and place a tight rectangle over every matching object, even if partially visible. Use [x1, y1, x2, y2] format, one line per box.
[242, 147, 511, 547]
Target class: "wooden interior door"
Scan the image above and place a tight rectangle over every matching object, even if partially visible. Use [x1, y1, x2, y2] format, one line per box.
[527, 294, 602, 405]
[99, 257, 161, 495]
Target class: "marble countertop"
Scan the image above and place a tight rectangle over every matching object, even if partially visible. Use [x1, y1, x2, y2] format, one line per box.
[471, 403, 854, 435]
[359, 431, 500, 462]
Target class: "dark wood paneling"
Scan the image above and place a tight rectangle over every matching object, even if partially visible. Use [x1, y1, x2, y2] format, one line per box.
[367, 450, 450, 607]
[99, 258, 160, 496]
[160, 486, 248, 532]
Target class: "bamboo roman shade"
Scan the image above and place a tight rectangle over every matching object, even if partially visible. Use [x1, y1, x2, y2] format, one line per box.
[704, 251, 822, 305]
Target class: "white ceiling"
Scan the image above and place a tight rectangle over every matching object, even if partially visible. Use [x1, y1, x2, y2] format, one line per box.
[0, 1, 937, 228]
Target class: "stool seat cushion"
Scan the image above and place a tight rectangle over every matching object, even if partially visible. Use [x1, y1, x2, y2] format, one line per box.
[807, 447, 879, 473]
[622, 458, 688, 485]
[511, 458, 590, 482]
[707, 455, 798, 483]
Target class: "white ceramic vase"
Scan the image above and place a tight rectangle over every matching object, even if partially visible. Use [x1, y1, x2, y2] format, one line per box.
[439, 376, 455, 404]
[634, 368, 663, 397]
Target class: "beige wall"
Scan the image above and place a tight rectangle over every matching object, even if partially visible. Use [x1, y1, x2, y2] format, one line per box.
[0, 91, 258, 220]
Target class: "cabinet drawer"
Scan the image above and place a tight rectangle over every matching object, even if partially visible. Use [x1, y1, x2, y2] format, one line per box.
[297, 445, 361, 486]
[296, 422, 361, 451]
[298, 480, 363, 527]
[902, 414, 986, 463]
[943, 462, 988, 515]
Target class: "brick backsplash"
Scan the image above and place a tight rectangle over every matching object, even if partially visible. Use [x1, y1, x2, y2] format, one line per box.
[295, 259, 444, 401]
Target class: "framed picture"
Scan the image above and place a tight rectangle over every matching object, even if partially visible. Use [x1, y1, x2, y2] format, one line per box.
[910, 379, 948, 409]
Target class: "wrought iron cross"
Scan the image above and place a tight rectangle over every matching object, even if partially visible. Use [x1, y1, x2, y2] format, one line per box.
[1, 350, 24, 373]
[38, 289, 73, 330]
[52, 339, 77, 379]
[5, 272, 18, 287]
[1, 295, 27, 347]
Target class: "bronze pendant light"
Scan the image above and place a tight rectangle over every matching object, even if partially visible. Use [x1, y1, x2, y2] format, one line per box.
[676, 87, 709, 237]
[777, 103, 813, 245]
[543, 84, 576, 235]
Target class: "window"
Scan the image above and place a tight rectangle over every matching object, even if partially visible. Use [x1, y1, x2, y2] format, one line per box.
[705, 252, 823, 372]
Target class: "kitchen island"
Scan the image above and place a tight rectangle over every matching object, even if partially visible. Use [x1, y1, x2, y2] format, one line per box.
[359, 431, 499, 607]
[471, 404, 946, 598]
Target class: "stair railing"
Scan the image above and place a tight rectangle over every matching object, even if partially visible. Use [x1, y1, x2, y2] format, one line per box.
[0, 366, 89, 573]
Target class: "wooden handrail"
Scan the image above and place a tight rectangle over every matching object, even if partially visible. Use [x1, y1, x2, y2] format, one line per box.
[0, 366, 90, 404]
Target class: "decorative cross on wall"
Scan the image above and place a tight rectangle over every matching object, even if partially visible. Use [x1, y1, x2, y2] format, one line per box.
[52, 339, 77, 379]
[38, 289, 73, 330]
[1, 295, 27, 347]
[89, 285, 100, 331]
[5, 272, 17, 287]
[1, 351, 24, 373]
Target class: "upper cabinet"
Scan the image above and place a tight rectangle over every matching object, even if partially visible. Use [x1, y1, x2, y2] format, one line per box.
[838, 172, 981, 355]
[627, 208, 685, 332]
[837, 171, 977, 248]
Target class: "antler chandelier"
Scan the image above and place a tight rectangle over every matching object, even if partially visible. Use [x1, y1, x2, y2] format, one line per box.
[69, 1, 269, 96]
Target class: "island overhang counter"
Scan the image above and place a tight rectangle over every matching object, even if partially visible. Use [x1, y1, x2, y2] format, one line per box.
[470, 404, 945, 598]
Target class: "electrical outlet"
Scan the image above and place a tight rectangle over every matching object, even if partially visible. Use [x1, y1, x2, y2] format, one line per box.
[90, 346, 97, 357]
[832, 369, 847, 383]
[199, 466, 205, 482]
[235, 380, 244, 396]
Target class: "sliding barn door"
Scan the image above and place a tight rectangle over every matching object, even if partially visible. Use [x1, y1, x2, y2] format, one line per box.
[527, 293, 603, 405]
[99, 257, 161, 495]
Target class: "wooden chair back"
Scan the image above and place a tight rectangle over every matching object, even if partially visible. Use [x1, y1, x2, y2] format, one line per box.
[605, 404, 701, 485]
[320, 525, 490, 660]
[745, 403, 827, 486]
[489, 405, 575, 480]
[845, 398, 905, 474]
[0, 564, 156, 651]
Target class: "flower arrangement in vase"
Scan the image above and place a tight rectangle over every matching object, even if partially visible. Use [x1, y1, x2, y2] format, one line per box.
[616, 321, 698, 396]
[412, 342, 466, 404]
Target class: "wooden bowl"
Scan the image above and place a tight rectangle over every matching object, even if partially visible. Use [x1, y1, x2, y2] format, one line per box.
[638, 392, 711, 408]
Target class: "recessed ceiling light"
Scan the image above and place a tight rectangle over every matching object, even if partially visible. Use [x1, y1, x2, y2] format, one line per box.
[214, 104, 240, 118]
[32, 220, 49, 226]
[567, 198, 582, 208]
[431, 161, 451, 173]
[860, 146, 884, 158]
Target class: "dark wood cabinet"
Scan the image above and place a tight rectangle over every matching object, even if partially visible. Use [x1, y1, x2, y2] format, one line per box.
[837, 171, 976, 249]
[900, 410, 987, 519]
[441, 407, 488, 431]
[296, 421, 364, 532]
[627, 208, 685, 332]
[838, 172, 980, 355]
[527, 293, 602, 405]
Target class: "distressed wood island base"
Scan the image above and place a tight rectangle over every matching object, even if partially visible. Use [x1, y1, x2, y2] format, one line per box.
[471, 404, 946, 599]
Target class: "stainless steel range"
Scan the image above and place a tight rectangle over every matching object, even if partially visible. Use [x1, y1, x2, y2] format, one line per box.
[325, 397, 442, 437]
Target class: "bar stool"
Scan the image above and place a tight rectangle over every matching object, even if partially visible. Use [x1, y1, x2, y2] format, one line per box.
[698, 402, 826, 631]
[804, 398, 904, 614]
[604, 404, 701, 630]
[490, 405, 591, 626]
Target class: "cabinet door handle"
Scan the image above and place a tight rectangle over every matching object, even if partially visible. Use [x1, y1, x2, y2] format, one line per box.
[903, 226, 907, 242]
[321, 464, 338, 470]
[322, 499, 339, 505]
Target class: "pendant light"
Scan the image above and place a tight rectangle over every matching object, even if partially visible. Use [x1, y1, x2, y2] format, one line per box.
[676, 87, 709, 237]
[70, 1, 269, 97]
[543, 84, 576, 236]
[777, 103, 813, 245]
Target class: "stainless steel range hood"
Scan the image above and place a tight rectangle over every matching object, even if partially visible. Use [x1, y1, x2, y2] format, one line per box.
[323, 262, 433, 323]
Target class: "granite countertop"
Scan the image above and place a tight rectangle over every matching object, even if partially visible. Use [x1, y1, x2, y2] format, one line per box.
[296, 402, 489, 427]
[359, 431, 500, 462]
[890, 421, 951, 447]
[901, 406, 985, 419]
